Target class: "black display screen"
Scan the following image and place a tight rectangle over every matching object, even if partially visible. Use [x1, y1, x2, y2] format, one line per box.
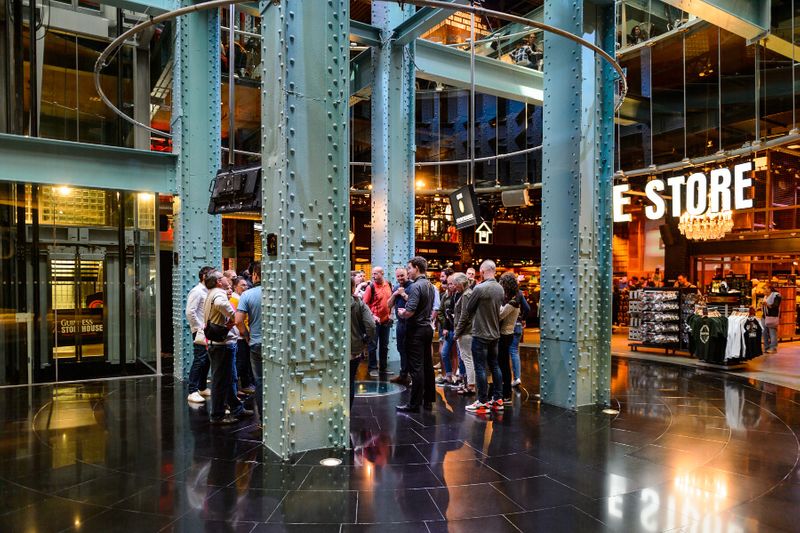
[449, 184, 481, 230]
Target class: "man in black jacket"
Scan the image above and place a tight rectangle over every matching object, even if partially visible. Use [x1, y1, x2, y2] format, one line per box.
[396, 257, 436, 413]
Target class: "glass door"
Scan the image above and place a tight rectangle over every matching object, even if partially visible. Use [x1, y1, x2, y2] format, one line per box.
[49, 247, 108, 378]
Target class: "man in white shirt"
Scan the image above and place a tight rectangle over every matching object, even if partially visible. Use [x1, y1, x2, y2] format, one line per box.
[185, 266, 214, 403]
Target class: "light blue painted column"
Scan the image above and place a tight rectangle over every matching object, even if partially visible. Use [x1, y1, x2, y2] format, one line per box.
[171, 5, 222, 380]
[261, 0, 350, 459]
[539, 0, 614, 408]
[371, 2, 416, 363]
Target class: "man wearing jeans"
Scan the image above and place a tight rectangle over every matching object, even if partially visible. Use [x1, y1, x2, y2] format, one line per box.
[363, 266, 393, 379]
[235, 263, 263, 420]
[186, 265, 214, 404]
[388, 267, 412, 386]
[455, 260, 504, 414]
[203, 271, 253, 424]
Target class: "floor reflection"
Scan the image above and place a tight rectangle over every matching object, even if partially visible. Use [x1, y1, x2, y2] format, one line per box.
[0, 352, 798, 531]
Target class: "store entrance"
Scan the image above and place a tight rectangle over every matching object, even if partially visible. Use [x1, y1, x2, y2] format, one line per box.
[48, 247, 107, 372]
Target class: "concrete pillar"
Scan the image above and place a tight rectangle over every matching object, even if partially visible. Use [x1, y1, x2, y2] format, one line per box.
[260, 0, 350, 459]
[539, 0, 615, 408]
[171, 7, 222, 380]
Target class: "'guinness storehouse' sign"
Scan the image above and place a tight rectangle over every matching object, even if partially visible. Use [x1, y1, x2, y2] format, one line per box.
[613, 162, 754, 223]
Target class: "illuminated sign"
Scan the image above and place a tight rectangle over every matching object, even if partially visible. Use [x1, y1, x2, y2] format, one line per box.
[475, 221, 493, 244]
[613, 162, 754, 223]
[449, 185, 481, 230]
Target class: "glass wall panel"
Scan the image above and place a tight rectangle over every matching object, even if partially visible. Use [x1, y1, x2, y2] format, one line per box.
[618, 47, 651, 169]
[650, 34, 685, 164]
[684, 25, 719, 156]
[473, 93, 498, 188]
[759, 47, 794, 140]
[720, 30, 756, 149]
[497, 98, 528, 185]
[439, 90, 470, 188]
[526, 103, 543, 184]
[39, 32, 79, 142]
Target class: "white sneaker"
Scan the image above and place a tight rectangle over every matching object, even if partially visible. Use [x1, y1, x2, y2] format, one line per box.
[187, 391, 206, 403]
[199, 389, 211, 397]
[465, 400, 489, 413]
[511, 378, 521, 387]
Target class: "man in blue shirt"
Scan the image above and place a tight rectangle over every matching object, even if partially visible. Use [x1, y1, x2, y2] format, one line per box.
[235, 263, 263, 419]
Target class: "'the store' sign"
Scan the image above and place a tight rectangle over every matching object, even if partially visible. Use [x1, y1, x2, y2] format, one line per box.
[613, 161, 754, 222]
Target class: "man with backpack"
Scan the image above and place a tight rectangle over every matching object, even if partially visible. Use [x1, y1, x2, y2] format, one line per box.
[363, 266, 393, 379]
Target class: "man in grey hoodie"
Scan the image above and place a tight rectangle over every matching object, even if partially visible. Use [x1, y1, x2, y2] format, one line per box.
[454, 260, 505, 413]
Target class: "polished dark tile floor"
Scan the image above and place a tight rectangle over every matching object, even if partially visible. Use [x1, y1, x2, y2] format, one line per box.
[2, 349, 800, 532]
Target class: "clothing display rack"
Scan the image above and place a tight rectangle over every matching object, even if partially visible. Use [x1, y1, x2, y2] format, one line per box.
[628, 288, 698, 355]
[686, 306, 763, 367]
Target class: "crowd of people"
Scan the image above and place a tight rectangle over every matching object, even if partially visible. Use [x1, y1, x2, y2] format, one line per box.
[350, 256, 529, 415]
[184, 263, 263, 425]
[184, 255, 530, 422]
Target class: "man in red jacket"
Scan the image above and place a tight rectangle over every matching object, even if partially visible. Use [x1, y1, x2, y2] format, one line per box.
[363, 266, 394, 379]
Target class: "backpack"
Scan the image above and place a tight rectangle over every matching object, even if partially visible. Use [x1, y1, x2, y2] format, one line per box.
[365, 281, 392, 307]
[203, 293, 232, 342]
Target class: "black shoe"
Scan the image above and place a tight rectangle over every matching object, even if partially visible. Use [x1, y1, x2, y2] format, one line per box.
[210, 416, 238, 425]
[395, 404, 420, 413]
[423, 402, 433, 411]
[234, 409, 255, 419]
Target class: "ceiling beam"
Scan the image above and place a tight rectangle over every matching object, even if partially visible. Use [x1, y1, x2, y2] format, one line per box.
[392, 0, 469, 46]
[414, 39, 543, 105]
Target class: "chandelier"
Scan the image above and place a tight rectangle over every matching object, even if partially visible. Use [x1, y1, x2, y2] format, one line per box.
[678, 210, 734, 241]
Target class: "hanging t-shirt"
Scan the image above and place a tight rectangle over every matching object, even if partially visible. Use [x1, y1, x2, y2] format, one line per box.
[687, 314, 728, 363]
[743, 318, 763, 359]
[725, 315, 746, 361]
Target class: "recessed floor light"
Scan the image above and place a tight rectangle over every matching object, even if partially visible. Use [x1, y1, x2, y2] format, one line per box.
[602, 408, 620, 415]
[320, 458, 343, 467]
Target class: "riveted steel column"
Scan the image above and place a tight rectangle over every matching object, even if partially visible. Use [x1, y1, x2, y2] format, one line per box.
[171, 5, 222, 380]
[540, 0, 614, 408]
[371, 2, 415, 363]
[261, 0, 350, 459]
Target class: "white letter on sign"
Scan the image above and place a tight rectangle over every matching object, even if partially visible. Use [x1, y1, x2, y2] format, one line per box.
[685, 172, 708, 216]
[709, 168, 732, 213]
[667, 176, 686, 217]
[734, 162, 754, 209]
[613, 184, 632, 222]
[644, 180, 665, 220]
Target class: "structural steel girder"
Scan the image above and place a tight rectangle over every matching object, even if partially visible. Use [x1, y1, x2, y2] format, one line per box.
[661, 0, 769, 40]
[661, 0, 800, 60]
[415, 39, 543, 105]
[392, 0, 468, 46]
[351, 20, 383, 48]
[370, 1, 416, 365]
[94, 0, 179, 15]
[261, 0, 350, 460]
[539, 0, 614, 409]
[171, 5, 222, 380]
[0, 133, 176, 192]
